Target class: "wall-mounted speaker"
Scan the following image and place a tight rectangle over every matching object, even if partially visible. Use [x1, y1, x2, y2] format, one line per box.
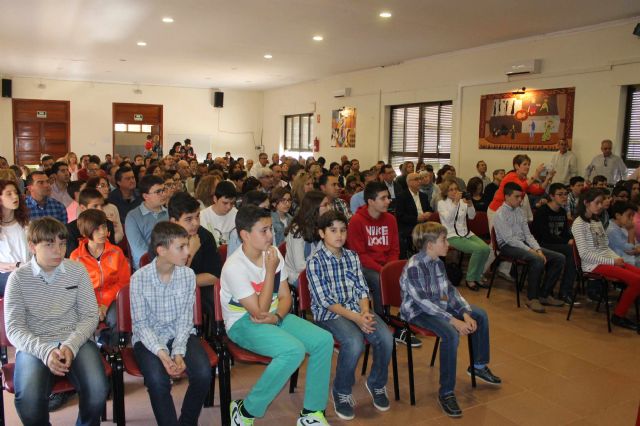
[1, 79, 11, 98]
[214, 91, 224, 108]
[634, 23, 640, 37]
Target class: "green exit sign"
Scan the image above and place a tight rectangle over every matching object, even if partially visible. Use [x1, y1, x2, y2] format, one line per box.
[134, 114, 143, 121]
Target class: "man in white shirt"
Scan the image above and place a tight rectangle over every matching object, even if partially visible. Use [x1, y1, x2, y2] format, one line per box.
[585, 139, 627, 183]
[250, 153, 271, 178]
[549, 139, 578, 185]
[475, 161, 492, 189]
[199, 181, 238, 245]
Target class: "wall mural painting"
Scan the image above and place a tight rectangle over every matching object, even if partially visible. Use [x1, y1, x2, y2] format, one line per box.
[331, 107, 356, 148]
[478, 87, 575, 151]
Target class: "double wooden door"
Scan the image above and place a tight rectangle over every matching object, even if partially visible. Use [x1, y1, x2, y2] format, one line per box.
[13, 99, 70, 165]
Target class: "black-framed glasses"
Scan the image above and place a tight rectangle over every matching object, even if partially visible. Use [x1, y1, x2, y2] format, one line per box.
[150, 188, 166, 195]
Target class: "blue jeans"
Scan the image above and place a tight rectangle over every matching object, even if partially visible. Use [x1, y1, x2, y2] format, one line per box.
[411, 305, 490, 397]
[361, 268, 384, 316]
[317, 313, 393, 395]
[499, 245, 565, 300]
[133, 334, 212, 426]
[14, 341, 109, 426]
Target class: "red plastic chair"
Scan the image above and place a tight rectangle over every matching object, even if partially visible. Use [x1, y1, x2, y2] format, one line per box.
[379, 260, 476, 405]
[212, 281, 296, 424]
[486, 228, 529, 307]
[0, 299, 114, 424]
[113, 287, 219, 425]
[468, 211, 490, 243]
[139, 252, 152, 268]
[278, 242, 287, 257]
[218, 244, 228, 265]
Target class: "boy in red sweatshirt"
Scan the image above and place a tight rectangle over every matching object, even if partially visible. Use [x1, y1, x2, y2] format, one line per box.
[348, 182, 421, 347]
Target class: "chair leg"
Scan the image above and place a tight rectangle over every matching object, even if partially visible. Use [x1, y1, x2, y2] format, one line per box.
[391, 340, 399, 401]
[604, 281, 612, 333]
[289, 369, 298, 394]
[487, 259, 499, 298]
[1, 387, 5, 426]
[467, 335, 476, 388]
[114, 353, 125, 426]
[429, 337, 439, 367]
[635, 299, 640, 335]
[205, 365, 216, 407]
[218, 349, 231, 426]
[361, 342, 370, 376]
[406, 328, 416, 406]
[566, 276, 581, 321]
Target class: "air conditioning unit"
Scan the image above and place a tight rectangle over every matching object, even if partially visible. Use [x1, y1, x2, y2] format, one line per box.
[333, 88, 351, 98]
[504, 59, 541, 76]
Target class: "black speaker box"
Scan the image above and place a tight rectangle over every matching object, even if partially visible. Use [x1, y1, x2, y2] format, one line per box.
[1, 79, 11, 98]
[214, 91, 224, 108]
[634, 23, 640, 37]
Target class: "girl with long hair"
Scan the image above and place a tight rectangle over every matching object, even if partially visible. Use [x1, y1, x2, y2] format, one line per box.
[290, 171, 315, 215]
[0, 180, 30, 295]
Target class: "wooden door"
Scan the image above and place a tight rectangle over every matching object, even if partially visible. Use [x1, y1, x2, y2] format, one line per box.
[13, 99, 70, 165]
[112, 103, 163, 159]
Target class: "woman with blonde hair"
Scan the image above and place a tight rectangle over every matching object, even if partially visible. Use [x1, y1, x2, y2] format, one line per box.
[290, 171, 315, 215]
[194, 174, 222, 209]
[65, 152, 79, 181]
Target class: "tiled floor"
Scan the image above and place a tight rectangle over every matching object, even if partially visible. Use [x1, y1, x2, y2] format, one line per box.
[3, 277, 639, 425]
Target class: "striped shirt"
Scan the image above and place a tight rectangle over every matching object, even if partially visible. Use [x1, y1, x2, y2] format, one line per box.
[400, 251, 471, 322]
[4, 257, 98, 363]
[571, 216, 618, 272]
[493, 203, 540, 251]
[306, 244, 369, 322]
[25, 195, 68, 224]
[130, 258, 196, 357]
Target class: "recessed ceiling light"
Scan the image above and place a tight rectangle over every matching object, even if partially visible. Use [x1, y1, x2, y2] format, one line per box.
[137, 41, 147, 46]
[263, 54, 273, 59]
[379, 11, 392, 18]
[119, 58, 127, 62]
[313, 35, 324, 41]
[162, 17, 174, 23]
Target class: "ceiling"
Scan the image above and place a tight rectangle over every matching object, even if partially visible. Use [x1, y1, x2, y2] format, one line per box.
[1, 0, 639, 90]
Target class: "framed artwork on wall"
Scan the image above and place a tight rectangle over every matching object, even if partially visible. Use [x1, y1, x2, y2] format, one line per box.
[331, 107, 356, 148]
[478, 87, 575, 151]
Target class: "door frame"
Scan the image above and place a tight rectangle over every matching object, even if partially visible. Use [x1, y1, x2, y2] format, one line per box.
[112, 102, 163, 156]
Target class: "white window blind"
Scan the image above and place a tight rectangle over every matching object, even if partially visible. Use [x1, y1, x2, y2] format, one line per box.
[285, 113, 313, 152]
[389, 101, 452, 171]
[623, 86, 640, 167]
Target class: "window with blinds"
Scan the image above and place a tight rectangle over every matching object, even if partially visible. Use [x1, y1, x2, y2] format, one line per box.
[389, 101, 452, 172]
[622, 86, 640, 168]
[284, 113, 313, 152]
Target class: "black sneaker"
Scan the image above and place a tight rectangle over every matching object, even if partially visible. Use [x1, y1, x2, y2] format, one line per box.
[48, 391, 73, 412]
[561, 295, 582, 308]
[394, 328, 422, 348]
[468, 366, 502, 385]
[611, 315, 639, 331]
[332, 390, 355, 420]
[438, 393, 462, 417]
[365, 381, 390, 412]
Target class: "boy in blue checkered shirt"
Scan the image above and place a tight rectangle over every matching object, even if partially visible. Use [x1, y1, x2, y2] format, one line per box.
[307, 210, 393, 421]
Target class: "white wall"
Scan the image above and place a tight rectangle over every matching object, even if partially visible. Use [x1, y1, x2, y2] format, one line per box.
[0, 79, 263, 162]
[262, 20, 640, 180]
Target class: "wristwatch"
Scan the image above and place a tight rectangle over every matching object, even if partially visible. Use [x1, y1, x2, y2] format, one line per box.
[274, 313, 283, 327]
[15, 262, 20, 268]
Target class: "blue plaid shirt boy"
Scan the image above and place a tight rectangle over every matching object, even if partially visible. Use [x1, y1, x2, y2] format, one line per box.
[26, 195, 67, 223]
[306, 243, 369, 322]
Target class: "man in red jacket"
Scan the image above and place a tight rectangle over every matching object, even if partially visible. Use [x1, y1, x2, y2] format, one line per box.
[348, 182, 422, 347]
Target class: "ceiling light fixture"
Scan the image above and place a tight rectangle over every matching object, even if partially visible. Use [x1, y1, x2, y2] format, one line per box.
[379, 11, 392, 18]
[264, 54, 273, 59]
[137, 41, 147, 46]
[162, 17, 174, 23]
[313, 35, 324, 41]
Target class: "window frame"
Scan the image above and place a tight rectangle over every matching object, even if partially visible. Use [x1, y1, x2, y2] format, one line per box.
[284, 113, 313, 152]
[388, 101, 452, 169]
[622, 85, 640, 169]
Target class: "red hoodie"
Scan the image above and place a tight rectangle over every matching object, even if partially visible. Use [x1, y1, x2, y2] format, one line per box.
[347, 205, 400, 272]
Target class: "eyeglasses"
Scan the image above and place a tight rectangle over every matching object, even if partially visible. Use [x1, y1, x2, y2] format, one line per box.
[96, 183, 109, 189]
[279, 198, 292, 204]
[150, 188, 166, 195]
[164, 183, 175, 189]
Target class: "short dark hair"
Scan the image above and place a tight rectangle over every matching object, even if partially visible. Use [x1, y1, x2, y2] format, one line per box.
[569, 176, 585, 186]
[66, 180, 84, 200]
[27, 217, 68, 244]
[89, 155, 101, 165]
[78, 188, 104, 207]
[236, 204, 271, 237]
[364, 182, 389, 203]
[50, 161, 68, 175]
[115, 166, 134, 183]
[26, 171, 46, 187]
[168, 192, 200, 220]
[318, 173, 337, 188]
[77, 209, 108, 238]
[139, 175, 164, 195]
[40, 155, 54, 163]
[243, 190, 268, 207]
[612, 185, 629, 197]
[317, 210, 348, 231]
[592, 175, 608, 185]
[230, 171, 247, 181]
[503, 182, 523, 196]
[610, 200, 637, 218]
[149, 221, 189, 258]
[548, 182, 567, 196]
[214, 181, 237, 200]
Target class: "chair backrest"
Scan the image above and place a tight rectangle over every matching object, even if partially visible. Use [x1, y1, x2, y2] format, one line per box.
[571, 240, 582, 272]
[193, 287, 202, 327]
[429, 212, 440, 223]
[278, 242, 287, 257]
[490, 227, 499, 254]
[212, 281, 227, 337]
[468, 211, 489, 239]
[297, 270, 312, 315]
[139, 252, 152, 268]
[218, 244, 228, 265]
[379, 260, 407, 309]
[0, 299, 12, 348]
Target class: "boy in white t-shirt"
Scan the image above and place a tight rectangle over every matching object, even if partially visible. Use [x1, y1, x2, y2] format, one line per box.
[199, 181, 238, 245]
[220, 205, 333, 426]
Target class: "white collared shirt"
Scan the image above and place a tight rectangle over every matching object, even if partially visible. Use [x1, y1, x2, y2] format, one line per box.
[31, 256, 67, 285]
[410, 190, 423, 215]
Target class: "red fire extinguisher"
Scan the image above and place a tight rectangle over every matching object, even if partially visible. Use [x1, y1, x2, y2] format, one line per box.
[313, 137, 320, 152]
